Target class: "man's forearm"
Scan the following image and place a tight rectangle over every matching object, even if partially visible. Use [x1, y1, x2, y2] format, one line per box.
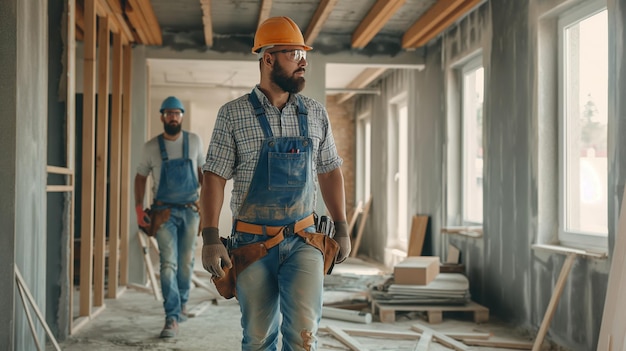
[134, 174, 147, 207]
[200, 171, 227, 228]
[317, 167, 347, 222]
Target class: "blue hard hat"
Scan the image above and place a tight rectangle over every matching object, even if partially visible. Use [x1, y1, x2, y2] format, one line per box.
[160, 96, 185, 114]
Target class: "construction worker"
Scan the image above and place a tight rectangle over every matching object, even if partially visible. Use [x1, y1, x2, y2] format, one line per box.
[200, 16, 351, 351]
[134, 96, 205, 338]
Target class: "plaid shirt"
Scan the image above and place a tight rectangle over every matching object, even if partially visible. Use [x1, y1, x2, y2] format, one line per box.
[203, 86, 343, 218]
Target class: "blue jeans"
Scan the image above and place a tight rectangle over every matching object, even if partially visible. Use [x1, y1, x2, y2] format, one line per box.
[233, 228, 324, 351]
[155, 206, 199, 322]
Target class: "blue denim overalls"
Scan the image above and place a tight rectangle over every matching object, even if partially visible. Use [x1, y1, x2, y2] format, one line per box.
[154, 131, 200, 323]
[233, 91, 325, 351]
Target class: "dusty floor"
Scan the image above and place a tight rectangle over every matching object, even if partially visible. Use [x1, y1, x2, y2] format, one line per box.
[49, 258, 542, 351]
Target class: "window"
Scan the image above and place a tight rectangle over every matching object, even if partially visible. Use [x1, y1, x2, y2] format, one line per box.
[461, 58, 484, 224]
[558, 1, 608, 249]
[387, 95, 409, 249]
[356, 112, 371, 203]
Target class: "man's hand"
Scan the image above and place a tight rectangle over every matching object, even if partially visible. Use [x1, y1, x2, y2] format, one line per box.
[201, 227, 232, 277]
[333, 221, 351, 263]
[135, 205, 150, 228]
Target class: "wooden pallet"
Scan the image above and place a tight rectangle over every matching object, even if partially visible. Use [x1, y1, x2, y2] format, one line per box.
[371, 300, 489, 324]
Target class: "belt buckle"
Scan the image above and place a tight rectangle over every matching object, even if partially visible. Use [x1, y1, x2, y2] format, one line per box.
[283, 224, 294, 236]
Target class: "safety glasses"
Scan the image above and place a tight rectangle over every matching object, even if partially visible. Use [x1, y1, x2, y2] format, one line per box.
[268, 49, 307, 63]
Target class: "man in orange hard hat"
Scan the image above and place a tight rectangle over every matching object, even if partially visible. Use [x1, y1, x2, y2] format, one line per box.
[200, 16, 351, 351]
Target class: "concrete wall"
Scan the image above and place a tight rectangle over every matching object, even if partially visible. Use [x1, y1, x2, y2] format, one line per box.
[0, 0, 18, 348]
[356, 0, 625, 349]
[0, 0, 50, 349]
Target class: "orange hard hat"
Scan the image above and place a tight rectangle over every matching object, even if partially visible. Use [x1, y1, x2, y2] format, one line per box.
[252, 16, 313, 53]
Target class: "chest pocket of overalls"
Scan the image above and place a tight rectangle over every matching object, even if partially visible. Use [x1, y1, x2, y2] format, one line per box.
[162, 158, 197, 190]
[265, 135, 311, 191]
[268, 151, 307, 190]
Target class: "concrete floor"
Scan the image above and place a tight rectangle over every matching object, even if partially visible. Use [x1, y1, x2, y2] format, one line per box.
[49, 258, 543, 351]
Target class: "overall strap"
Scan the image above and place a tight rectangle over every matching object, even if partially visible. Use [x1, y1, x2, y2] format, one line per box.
[157, 134, 168, 161]
[296, 95, 308, 137]
[182, 131, 189, 159]
[248, 90, 273, 138]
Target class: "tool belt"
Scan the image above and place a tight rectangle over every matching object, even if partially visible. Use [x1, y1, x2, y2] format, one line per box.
[143, 200, 199, 237]
[212, 214, 339, 299]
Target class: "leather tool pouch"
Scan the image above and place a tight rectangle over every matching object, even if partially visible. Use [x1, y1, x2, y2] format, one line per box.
[297, 231, 340, 275]
[145, 208, 171, 237]
[212, 238, 270, 299]
[212, 229, 339, 299]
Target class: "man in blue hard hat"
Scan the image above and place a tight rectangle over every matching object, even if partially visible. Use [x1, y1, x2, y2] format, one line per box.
[134, 96, 205, 338]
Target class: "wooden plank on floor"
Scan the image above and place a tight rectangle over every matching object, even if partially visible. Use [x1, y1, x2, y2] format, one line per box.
[414, 331, 432, 351]
[463, 338, 533, 350]
[137, 232, 162, 301]
[187, 301, 212, 317]
[321, 327, 420, 340]
[325, 325, 370, 351]
[412, 323, 470, 351]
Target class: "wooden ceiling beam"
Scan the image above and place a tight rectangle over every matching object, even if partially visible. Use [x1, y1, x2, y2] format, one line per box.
[402, 0, 479, 48]
[103, 0, 134, 43]
[303, 0, 338, 46]
[408, 0, 482, 48]
[135, 0, 162, 45]
[336, 67, 387, 104]
[352, 0, 405, 49]
[200, 0, 213, 47]
[124, 1, 149, 44]
[125, 0, 162, 45]
[257, 0, 272, 28]
[127, 0, 156, 44]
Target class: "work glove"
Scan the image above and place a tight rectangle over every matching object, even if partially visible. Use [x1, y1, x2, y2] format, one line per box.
[201, 227, 232, 278]
[333, 221, 351, 263]
[135, 205, 150, 228]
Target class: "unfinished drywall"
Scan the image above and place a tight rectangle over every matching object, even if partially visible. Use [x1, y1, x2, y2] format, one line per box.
[0, 0, 18, 348]
[12, 0, 49, 349]
[356, 0, 624, 349]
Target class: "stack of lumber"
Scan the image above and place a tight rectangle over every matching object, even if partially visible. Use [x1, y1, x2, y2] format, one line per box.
[370, 273, 471, 305]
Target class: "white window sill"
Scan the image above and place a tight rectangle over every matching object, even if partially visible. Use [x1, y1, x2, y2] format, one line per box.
[532, 243, 608, 259]
[441, 226, 483, 238]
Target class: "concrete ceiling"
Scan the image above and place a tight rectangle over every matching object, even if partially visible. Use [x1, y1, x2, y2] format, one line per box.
[82, 0, 482, 96]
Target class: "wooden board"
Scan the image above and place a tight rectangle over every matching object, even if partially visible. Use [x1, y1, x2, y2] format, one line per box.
[187, 301, 212, 317]
[412, 323, 470, 351]
[463, 338, 533, 350]
[446, 244, 460, 264]
[531, 253, 576, 351]
[324, 325, 369, 351]
[408, 215, 429, 256]
[414, 331, 432, 351]
[351, 196, 372, 258]
[372, 300, 489, 324]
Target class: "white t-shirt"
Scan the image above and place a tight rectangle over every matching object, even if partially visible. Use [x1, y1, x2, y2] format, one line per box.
[136, 132, 205, 199]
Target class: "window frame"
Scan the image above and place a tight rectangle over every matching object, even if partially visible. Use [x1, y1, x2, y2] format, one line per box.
[386, 93, 409, 250]
[460, 56, 485, 226]
[557, 0, 608, 251]
[356, 111, 371, 204]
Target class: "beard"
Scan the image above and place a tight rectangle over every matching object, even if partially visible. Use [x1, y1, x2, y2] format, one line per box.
[163, 122, 182, 135]
[271, 61, 305, 94]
